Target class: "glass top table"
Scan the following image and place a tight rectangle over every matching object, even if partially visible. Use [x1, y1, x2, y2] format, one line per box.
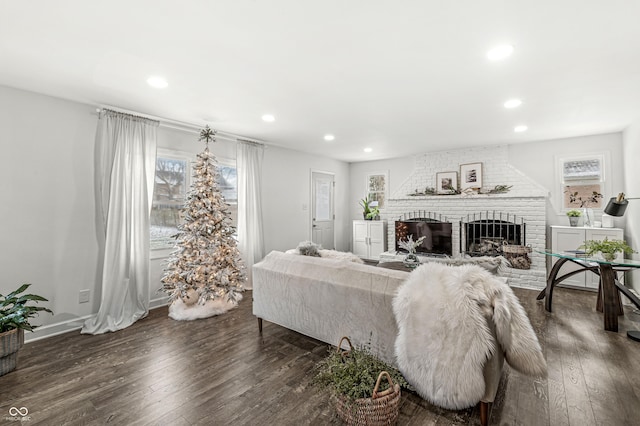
[537, 249, 640, 334]
[539, 249, 640, 268]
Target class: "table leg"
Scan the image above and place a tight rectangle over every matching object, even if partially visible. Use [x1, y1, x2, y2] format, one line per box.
[596, 277, 624, 315]
[542, 258, 570, 312]
[600, 264, 619, 332]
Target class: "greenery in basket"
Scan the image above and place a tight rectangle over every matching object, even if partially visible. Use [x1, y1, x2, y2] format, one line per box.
[566, 209, 582, 217]
[580, 238, 636, 261]
[1, 284, 53, 333]
[313, 339, 411, 402]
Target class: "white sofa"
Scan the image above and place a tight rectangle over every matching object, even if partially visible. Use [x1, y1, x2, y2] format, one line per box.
[252, 250, 504, 424]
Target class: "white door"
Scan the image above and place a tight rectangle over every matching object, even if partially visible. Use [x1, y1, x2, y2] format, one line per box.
[311, 171, 335, 249]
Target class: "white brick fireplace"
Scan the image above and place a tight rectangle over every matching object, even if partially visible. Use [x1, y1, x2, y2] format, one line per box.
[382, 145, 548, 290]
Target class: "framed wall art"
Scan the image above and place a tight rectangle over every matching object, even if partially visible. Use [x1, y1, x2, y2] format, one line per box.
[436, 171, 458, 194]
[460, 162, 483, 190]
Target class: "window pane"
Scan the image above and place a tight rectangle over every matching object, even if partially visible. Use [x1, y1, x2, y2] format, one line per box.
[150, 157, 187, 250]
[217, 165, 237, 203]
[217, 164, 238, 228]
[563, 159, 602, 181]
[315, 179, 332, 221]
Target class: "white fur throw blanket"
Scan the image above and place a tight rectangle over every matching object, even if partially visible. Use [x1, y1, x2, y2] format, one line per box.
[285, 247, 364, 264]
[393, 263, 546, 410]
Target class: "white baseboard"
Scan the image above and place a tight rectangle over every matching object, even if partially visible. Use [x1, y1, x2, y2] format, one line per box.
[25, 314, 95, 343]
[25, 297, 170, 344]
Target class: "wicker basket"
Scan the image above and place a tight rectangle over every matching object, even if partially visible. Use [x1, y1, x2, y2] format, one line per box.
[0, 328, 24, 376]
[332, 337, 401, 425]
[502, 243, 532, 269]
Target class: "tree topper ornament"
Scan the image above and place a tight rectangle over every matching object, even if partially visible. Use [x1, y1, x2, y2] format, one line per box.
[199, 125, 217, 145]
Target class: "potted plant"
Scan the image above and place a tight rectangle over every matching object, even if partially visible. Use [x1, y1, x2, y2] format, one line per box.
[359, 196, 379, 220]
[1, 284, 53, 376]
[566, 209, 582, 227]
[580, 238, 636, 262]
[314, 337, 409, 425]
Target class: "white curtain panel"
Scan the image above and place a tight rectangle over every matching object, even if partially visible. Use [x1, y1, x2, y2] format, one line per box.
[82, 110, 158, 334]
[237, 141, 265, 289]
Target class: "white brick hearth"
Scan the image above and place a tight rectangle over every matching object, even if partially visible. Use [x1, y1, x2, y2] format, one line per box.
[382, 145, 549, 290]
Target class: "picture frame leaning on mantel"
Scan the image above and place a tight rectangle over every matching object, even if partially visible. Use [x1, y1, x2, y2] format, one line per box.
[436, 171, 458, 194]
[460, 162, 483, 190]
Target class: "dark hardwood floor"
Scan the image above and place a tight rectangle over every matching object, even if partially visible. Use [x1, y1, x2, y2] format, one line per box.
[2, 287, 640, 426]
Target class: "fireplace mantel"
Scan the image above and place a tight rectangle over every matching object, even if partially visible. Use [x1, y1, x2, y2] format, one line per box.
[391, 192, 547, 202]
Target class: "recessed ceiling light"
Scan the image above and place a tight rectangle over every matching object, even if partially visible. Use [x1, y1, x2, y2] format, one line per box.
[514, 125, 528, 133]
[363, 147, 373, 153]
[262, 114, 275, 122]
[504, 99, 522, 109]
[147, 76, 168, 89]
[324, 134, 335, 141]
[487, 44, 514, 61]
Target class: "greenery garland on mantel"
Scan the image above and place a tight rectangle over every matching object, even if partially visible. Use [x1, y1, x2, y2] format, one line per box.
[408, 184, 513, 197]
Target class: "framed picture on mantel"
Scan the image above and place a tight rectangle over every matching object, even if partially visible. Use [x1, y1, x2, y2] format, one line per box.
[460, 162, 483, 190]
[436, 171, 458, 194]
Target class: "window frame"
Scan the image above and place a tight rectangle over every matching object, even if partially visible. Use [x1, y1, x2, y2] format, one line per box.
[365, 170, 389, 209]
[557, 152, 610, 212]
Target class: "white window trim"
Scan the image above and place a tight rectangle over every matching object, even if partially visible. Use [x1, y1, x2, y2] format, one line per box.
[555, 151, 611, 213]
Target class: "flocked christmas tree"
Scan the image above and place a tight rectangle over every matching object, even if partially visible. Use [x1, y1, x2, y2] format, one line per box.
[161, 126, 245, 320]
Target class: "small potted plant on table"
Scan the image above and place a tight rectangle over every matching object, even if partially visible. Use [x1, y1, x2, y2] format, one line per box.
[566, 209, 582, 227]
[580, 238, 636, 262]
[1, 284, 53, 376]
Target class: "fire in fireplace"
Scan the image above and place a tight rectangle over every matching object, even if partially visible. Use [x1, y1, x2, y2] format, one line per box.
[460, 212, 526, 257]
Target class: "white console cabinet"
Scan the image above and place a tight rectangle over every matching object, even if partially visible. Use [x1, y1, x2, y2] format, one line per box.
[353, 220, 387, 260]
[550, 225, 624, 289]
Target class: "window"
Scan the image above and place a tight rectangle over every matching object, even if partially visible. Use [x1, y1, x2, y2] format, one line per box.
[150, 150, 239, 250]
[558, 153, 606, 210]
[150, 150, 190, 250]
[366, 171, 388, 208]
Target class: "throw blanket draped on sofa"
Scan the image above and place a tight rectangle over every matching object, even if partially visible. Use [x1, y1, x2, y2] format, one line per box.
[393, 262, 547, 410]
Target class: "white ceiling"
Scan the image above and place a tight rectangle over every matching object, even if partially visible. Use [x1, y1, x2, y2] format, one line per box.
[2, 1, 640, 162]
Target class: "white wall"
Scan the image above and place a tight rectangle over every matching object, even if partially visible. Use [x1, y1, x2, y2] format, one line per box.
[1, 85, 350, 340]
[262, 145, 351, 253]
[0, 85, 99, 334]
[508, 133, 625, 227]
[623, 122, 640, 291]
[349, 156, 414, 228]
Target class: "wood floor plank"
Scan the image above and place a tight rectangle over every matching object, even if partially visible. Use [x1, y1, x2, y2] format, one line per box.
[2, 287, 639, 425]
